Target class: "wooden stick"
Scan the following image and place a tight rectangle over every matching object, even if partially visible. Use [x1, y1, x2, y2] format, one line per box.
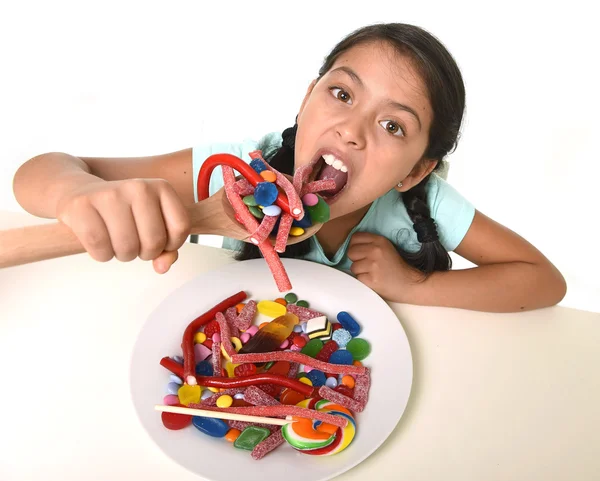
[154, 404, 291, 426]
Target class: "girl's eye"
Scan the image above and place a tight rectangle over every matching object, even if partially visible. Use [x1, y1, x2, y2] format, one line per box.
[379, 120, 405, 137]
[329, 87, 353, 105]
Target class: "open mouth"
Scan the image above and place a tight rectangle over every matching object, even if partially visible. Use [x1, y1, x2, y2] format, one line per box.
[310, 153, 349, 203]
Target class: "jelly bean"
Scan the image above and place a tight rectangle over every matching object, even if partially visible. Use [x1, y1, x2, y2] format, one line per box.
[212, 333, 221, 343]
[302, 193, 319, 206]
[301, 339, 324, 358]
[332, 328, 352, 348]
[263, 205, 282, 216]
[240, 332, 251, 344]
[163, 394, 180, 405]
[166, 382, 180, 395]
[305, 196, 330, 223]
[298, 377, 313, 386]
[274, 297, 287, 306]
[306, 370, 327, 387]
[346, 338, 371, 361]
[225, 428, 242, 443]
[325, 377, 338, 389]
[194, 343, 212, 362]
[336, 311, 361, 337]
[329, 350, 354, 365]
[253, 182, 278, 207]
[195, 360, 214, 376]
[280, 339, 290, 349]
[234, 426, 271, 450]
[178, 384, 202, 406]
[161, 405, 192, 430]
[245, 325, 259, 336]
[201, 389, 214, 400]
[285, 293, 298, 303]
[169, 374, 183, 385]
[203, 320, 220, 338]
[248, 205, 264, 219]
[341, 375, 356, 389]
[257, 300, 287, 318]
[296, 300, 310, 308]
[260, 170, 277, 182]
[216, 395, 233, 408]
[289, 227, 305, 236]
[173, 355, 184, 364]
[250, 158, 267, 173]
[194, 332, 207, 344]
[192, 416, 230, 438]
[292, 335, 307, 348]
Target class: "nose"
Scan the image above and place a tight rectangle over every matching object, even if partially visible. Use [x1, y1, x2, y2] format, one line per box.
[335, 114, 366, 149]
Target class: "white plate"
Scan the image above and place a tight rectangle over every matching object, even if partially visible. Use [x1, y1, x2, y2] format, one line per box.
[130, 258, 413, 481]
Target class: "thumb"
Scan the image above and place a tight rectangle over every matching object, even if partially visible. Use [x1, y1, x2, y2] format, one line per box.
[152, 250, 179, 274]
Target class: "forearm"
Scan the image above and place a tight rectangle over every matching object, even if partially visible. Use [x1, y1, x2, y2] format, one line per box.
[407, 262, 567, 312]
[13, 152, 102, 218]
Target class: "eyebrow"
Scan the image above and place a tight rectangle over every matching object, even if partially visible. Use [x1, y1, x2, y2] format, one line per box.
[330, 65, 423, 131]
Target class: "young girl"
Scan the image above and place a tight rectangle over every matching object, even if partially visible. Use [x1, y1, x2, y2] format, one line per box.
[12, 23, 566, 313]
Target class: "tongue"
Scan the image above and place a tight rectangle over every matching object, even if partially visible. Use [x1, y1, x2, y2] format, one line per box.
[317, 164, 348, 196]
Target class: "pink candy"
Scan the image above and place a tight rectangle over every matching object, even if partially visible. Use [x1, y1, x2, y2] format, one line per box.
[240, 332, 251, 344]
[194, 343, 212, 362]
[302, 193, 319, 206]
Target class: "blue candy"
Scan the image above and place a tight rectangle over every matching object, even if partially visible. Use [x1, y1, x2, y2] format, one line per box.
[195, 360, 214, 376]
[250, 158, 267, 173]
[337, 311, 361, 337]
[253, 182, 278, 207]
[166, 381, 180, 395]
[169, 374, 183, 385]
[306, 369, 327, 387]
[192, 416, 230, 437]
[329, 349, 354, 365]
[332, 328, 352, 348]
[292, 210, 312, 228]
[172, 355, 184, 364]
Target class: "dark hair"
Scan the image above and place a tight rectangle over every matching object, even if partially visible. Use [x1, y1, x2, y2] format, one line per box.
[235, 23, 466, 274]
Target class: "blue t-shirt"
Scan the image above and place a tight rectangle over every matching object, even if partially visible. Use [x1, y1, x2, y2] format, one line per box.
[192, 132, 475, 274]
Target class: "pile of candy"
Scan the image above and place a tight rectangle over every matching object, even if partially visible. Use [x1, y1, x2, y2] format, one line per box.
[158, 291, 372, 460]
[197, 152, 334, 292]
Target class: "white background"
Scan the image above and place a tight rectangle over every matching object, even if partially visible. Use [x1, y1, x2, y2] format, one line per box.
[1, 0, 598, 312]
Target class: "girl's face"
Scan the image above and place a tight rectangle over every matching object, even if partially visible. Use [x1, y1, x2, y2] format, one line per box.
[295, 41, 435, 220]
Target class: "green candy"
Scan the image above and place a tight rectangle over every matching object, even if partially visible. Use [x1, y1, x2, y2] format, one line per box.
[248, 205, 264, 219]
[301, 338, 323, 358]
[346, 338, 371, 361]
[233, 426, 271, 450]
[296, 300, 309, 308]
[305, 196, 330, 223]
[243, 195, 258, 206]
[263, 361, 275, 370]
[284, 292, 298, 304]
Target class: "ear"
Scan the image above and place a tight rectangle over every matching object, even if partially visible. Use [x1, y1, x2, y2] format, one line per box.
[298, 79, 318, 119]
[395, 159, 438, 192]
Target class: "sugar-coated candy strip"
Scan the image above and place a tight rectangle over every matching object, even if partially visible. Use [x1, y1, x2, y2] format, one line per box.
[181, 291, 247, 385]
[353, 367, 371, 408]
[231, 351, 366, 376]
[233, 301, 257, 331]
[228, 420, 277, 433]
[187, 404, 347, 428]
[293, 163, 314, 193]
[257, 241, 292, 292]
[300, 179, 336, 196]
[287, 362, 299, 379]
[250, 214, 278, 245]
[318, 386, 364, 412]
[216, 312, 236, 359]
[286, 304, 326, 322]
[244, 385, 281, 407]
[223, 166, 260, 233]
[234, 178, 254, 196]
[251, 428, 285, 460]
[197, 153, 292, 216]
[200, 388, 246, 407]
[274, 213, 294, 253]
[225, 307, 237, 326]
[249, 151, 303, 219]
[194, 374, 314, 396]
[211, 340, 222, 376]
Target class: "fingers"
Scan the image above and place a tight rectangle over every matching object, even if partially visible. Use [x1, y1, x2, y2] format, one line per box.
[349, 232, 381, 246]
[350, 258, 372, 276]
[347, 243, 373, 262]
[131, 194, 168, 261]
[153, 250, 179, 274]
[96, 194, 141, 262]
[157, 182, 191, 252]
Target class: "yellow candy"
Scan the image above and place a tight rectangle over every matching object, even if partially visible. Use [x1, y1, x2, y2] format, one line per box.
[177, 384, 202, 406]
[296, 398, 312, 408]
[216, 395, 233, 408]
[207, 387, 220, 393]
[221, 343, 232, 361]
[194, 332, 207, 344]
[299, 377, 313, 386]
[231, 337, 242, 352]
[257, 300, 287, 318]
[224, 361, 239, 378]
[289, 227, 305, 236]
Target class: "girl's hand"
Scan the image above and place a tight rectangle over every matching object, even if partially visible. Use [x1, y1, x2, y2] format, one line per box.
[347, 232, 424, 302]
[56, 178, 191, 273]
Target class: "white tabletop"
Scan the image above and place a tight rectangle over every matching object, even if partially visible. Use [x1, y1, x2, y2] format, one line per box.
[1, 210, 599, 481]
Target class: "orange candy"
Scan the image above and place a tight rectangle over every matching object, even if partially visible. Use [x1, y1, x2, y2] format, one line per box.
[236, 303, 245, 314]
[353, 360, 363, 367]
[274, 298, 287, 306]
[260, 170, 277, 183]
[225, 428, 241, 442]
[280, 388, 306, 405]
[259, 321, 270, 330]
[341, 375, 356, 389]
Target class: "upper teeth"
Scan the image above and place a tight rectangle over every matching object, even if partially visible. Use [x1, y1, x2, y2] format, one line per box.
[322, 154, 348, 173]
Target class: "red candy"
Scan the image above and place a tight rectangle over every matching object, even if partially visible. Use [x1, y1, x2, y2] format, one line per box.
[161, 404, 192, 430]
[244, 385, 280, 407]
[292, 336, 307, 348]
[234, 363, 258, 377]
[194, 374, 313, 396]
[274, 213, 294, 253]
[250, 214, 278, 245]
[203, 319, 221, 339]
[216, 312, 236, 359]
[318, 386, 363, 412]
[315, 340, 339, 363]
[251, 429, 285, 460]
[335, 384, 355, 398]
[285, 304, 326, 322]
